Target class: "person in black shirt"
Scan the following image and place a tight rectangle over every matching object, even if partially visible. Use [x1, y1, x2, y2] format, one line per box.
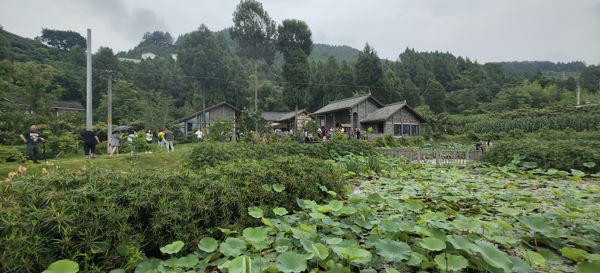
[80, 128, 100, 159]
[20, 124, 45, 163]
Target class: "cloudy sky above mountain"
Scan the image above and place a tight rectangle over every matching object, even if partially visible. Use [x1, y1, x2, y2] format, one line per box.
[1, 0, 599, 64]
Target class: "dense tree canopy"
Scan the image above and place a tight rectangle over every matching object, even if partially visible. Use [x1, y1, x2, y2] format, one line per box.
[38, 28, 85, 51]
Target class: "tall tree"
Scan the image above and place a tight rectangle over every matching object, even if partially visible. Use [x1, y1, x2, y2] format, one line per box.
[423, 79, 446, 113]
[231, 0, 277, 134]
[230, 0, 277, 63]
[39, 28, 86, 51]
[277, 19, 313, 58]
[277, 19, 313, 130]
[355, 43, 384, 100]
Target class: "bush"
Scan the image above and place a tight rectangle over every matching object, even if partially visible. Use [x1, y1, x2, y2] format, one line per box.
[185, 140, 376, 170]
[45, 132, 80, 157]
[0, 155, 344, 272]
[482, 139, 600, 172]
[0, 145, 25, 162]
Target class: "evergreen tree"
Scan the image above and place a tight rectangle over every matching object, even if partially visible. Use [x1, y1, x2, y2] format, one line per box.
[423, 79, 446, 113]
[355, 43, 384, 100]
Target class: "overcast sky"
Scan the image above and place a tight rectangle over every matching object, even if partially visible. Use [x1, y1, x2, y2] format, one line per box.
[1, 0, 599, 64]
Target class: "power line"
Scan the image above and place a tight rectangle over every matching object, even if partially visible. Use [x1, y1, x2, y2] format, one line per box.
[36, 58, 418, 91]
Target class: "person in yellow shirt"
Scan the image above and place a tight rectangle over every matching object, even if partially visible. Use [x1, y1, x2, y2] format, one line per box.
[158, 129, 166, 148]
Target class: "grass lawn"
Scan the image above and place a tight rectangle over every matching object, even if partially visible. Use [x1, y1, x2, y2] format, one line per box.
[0, 143, 194, 178]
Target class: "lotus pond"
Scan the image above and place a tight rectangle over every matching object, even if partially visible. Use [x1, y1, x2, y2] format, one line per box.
[45, 157, 600, 273]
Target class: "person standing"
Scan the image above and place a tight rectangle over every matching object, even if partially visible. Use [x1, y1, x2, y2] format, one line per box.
[109, 131, 121, 158]
[158, 129, 165, 148]
[355, 128, 361, 140]
[164, 127, 174, 152]
[195, 128, 203, 143]
[20, 124, 45, 163]
[80, 128, 100, 159]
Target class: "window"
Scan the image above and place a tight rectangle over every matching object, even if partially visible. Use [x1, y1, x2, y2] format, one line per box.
[204, 111, 210, 125]
[394, 124, 401, 136]
[394, 123, 420, 136]
[402, 124, 411, 135]
[411, 125, 419, 136]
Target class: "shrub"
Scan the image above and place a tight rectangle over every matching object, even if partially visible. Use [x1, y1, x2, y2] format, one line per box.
[186, 140, 376, 170]
[45, 132, 79, 157]
[0, 155, 344, 272]
[0, 145, 26, 162]
[482, 139, 600, 172]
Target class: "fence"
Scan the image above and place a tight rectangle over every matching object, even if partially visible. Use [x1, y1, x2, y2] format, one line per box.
[379, 147, 483, 165]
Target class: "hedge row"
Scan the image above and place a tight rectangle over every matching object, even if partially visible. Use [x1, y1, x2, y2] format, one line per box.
[0, 155, 344, 272]
[482, 139, 600, 172]
[185, 139, 376, 170]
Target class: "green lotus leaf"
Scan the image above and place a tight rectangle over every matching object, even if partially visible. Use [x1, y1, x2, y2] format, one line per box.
[570, 169, 586, 177]
[446, 235, 473, 250]
[275, 245, 289, 253]
[328, 200, 344, 211]
[219, 238, 247, 257]
[434, 253, 469, 272]
[160, 241, 184, 255]
[419, 237, 446, 251]
[326, 237, 343, 245]
[273, 207, 288, 216]
[518, 216, 563, 238]
[336, 206, 357, 216]
[276, 252, 307, 273]
[577, 261, 600, 273]
[248, 207, 264, 219]
[309, 212, 327, 220]
[243, 227, 269, 243]
[227, 256, 253, 273]
[379, 220, 400, 233]
[332, 246, 372, 264]
[375, 239, 411, 261]
[251, 257, 270, 273]
[134, 259, 161, 273]
[405, 199, 424, 212]
[583, 162, 596, 168]
[524, 250, 545, 266]
[273, 184, 285, 193]
[311, 243, 330, 260]
[44, 260, 79, 273]
[497, 207, 520, 216]
[198, 237, 219, 253]
[509, 256, 532, 273]
[560, 247, 590, 262]
[472, 240, 513, 273]
[218, 227, 238, 235]
[163, 254, 199, 268]
[407, 252, 427, 266]
[261, 184, 272, 192]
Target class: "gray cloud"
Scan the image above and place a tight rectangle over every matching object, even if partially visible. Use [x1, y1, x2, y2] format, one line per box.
[0, 0, 599, 64]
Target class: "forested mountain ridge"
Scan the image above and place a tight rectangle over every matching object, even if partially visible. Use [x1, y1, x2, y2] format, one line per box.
[493, 61, 587, 78]
[2, 19, 600, 134]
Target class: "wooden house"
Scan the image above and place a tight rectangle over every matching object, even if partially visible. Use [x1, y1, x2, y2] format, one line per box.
[313, 94, 425, 137]
[175, 102, 240, 135]
[262, 109, 313, 131]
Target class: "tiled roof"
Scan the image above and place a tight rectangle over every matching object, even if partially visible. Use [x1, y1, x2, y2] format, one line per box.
[262, 109, 308, 121]
[175, 102, 240, 123]
[49, 101, 84, 110]
[360, 101, 406, 123]
[314, 94, 376, 114]
[360, 101, 427, 123]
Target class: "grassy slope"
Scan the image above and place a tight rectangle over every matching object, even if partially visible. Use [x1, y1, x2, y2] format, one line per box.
[1, 144, 193, 178]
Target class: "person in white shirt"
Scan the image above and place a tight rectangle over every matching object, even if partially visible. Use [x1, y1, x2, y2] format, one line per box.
[195, 128, 203, 143]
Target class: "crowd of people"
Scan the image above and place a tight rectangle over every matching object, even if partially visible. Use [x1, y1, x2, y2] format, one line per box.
[108, 127, 176, 157]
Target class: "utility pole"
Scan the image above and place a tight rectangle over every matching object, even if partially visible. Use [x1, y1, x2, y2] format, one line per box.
[576, 83, 581, 106]
[254, 63, 258, 139]
[86, 28, 93, 129]
[107, 74, 112, 154]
